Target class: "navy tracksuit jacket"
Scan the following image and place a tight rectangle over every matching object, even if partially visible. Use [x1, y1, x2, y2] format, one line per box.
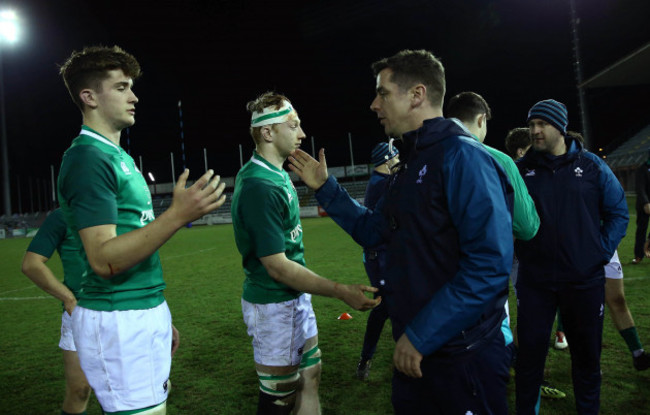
[316, 117, 514, 413]
[514, 137, 628, 415]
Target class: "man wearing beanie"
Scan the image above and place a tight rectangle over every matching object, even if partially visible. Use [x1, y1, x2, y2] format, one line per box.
[355, 141, 399, 381]
[514, 99, 629, 415]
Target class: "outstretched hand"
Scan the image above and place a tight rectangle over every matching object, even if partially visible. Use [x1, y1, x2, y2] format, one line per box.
[168, 169, 227, 226]
[337, 283, 381, 311]
[288, 148, 329, 190]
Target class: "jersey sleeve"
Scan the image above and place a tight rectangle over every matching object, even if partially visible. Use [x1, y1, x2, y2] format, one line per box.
[497, 152, 539, 241]
[26, 209, 67, 258]
[59, 145, 118, 230]
[238, 179, 288, 258]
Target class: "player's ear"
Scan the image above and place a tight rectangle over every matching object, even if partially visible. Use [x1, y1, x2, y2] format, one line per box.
[79, 88, 98, 109]
[410, 84, 426, 108]
[477, 113, 486, 129]
[260, 125, 273, 143]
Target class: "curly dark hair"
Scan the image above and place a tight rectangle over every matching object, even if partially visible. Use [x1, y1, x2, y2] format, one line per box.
[505, 127, 531, 159]
[246, 91, 292, 144]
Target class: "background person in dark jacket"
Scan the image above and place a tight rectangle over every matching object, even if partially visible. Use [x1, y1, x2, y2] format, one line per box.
[633, 152, 650, 263]
[356, 142, 399, 381]
[515, 99, 629, 415]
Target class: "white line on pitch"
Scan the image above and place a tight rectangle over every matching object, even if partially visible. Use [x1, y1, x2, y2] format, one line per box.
[163, 247, 217, 260]
[0, 296, 53, 301]
[623, 276, 650, 281]
[0, 285, 39, 295]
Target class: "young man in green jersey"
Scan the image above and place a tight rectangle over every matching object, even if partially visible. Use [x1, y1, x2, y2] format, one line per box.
[21, 208, 92, 415]
[231, 91, 380, 414]
[57, 45, 225, 415]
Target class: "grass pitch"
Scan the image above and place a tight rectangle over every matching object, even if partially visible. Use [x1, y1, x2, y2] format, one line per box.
[1, 199, 650, 414]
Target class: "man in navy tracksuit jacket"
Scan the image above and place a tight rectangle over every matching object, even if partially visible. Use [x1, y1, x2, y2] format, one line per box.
[289, 49, 514, 414]
[515, 99, 628, 415]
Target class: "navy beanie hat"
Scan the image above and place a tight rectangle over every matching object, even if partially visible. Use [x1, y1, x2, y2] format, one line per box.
[526, 99, 568, 135]
[371, 142, 399, 167]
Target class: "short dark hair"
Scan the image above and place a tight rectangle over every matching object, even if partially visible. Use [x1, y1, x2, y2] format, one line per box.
[505, 127, 531, 158]
[446, 91, 492, 123]
[59, 45, 141, 111]
[246, 91, 292, 145]
[371, 49, 446, 107]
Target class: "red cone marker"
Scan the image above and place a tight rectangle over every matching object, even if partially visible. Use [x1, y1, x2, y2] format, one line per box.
[338, 312, 352, 320]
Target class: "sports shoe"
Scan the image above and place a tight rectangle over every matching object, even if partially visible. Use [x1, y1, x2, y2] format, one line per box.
[632, 257, 643, 264]
[540, 381, 566, 399]
[554, 331, 568, 350]
[633, 351, 650, 371]
[356, 359, 372, 380]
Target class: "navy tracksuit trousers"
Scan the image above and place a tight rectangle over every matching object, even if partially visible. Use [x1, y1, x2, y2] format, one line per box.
[515, 280, 605, 415]
[360, 249, 390, 361]
[391, 326, 511, 415]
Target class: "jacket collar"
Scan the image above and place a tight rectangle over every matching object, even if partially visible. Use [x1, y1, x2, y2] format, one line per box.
[401, 117, 472, 159]
[523, 135, 584, 166]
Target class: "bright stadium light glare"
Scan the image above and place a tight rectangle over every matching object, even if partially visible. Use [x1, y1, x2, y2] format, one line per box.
[0, 9, 20, 215]
[148, 172, 155, 182]
[0, 10, 19, 44]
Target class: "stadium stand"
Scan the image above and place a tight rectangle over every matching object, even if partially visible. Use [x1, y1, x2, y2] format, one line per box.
[581, 41, 650, 192]
[605, 124, 650, 191]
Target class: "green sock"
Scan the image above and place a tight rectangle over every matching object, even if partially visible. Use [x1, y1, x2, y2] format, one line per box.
[619, 326, 643, 353]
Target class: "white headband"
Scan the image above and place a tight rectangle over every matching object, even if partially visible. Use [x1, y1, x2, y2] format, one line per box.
[251, 100, 294, 127]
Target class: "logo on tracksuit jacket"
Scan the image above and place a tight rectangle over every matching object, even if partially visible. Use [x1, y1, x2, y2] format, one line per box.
[416, 165, 428, 184]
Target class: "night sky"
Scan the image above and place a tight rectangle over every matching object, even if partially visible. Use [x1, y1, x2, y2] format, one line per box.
[2, 0, 650, 213]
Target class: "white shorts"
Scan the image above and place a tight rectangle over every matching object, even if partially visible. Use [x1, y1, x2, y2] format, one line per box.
[58, 311, 76, 351]
[605, 250, 623, 280]
[71, 301, 172, 413]
[242, 294, 318, 367]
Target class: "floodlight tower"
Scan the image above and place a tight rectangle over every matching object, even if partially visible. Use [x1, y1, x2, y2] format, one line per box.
[569, 0, 591, 149]
[0, 10, 19, 217]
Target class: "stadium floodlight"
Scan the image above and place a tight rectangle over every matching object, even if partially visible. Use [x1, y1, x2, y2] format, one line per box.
[0, 9, 20, 216]
[148, 172, 157, 195]
[0, 10, 18, 44]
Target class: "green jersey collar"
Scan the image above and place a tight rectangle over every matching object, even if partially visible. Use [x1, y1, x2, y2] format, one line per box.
[250, 151, 285, 178]
[79, 125, 121, 152]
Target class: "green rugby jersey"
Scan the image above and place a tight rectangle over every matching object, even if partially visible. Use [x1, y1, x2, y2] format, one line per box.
[27, 208, 85, 310]
[58, 125, 165, 311]
[231, 151, 305, 304]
